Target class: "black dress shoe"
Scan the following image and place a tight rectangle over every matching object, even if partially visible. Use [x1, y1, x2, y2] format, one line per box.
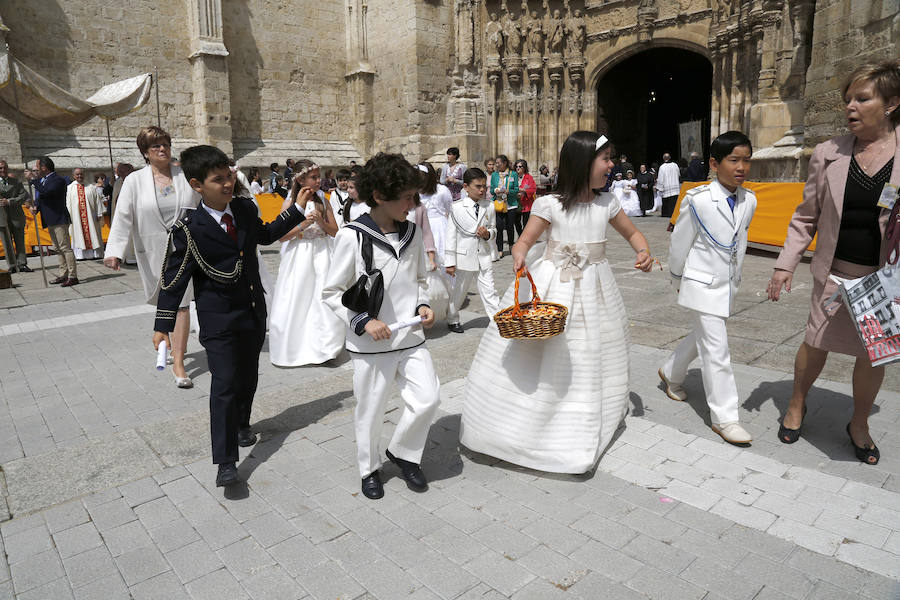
[60, 277, 79, 287]
[386, 449, 428, 492]
[216, 462, 240, 487]
[17, 265, 33, 273]
[447, 322, 464, 334]
[361, 471, 384, 499]
[237, 427, 257, 447]
[50, 276, 67, 284]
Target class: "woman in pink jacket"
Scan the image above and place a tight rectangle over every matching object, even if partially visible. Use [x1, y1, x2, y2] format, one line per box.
[767, 59, 900, 464]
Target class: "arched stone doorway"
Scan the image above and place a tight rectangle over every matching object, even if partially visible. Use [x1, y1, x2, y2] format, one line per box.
[596, 47, 712, 171]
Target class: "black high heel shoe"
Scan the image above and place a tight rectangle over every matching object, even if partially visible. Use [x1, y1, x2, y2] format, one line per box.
[777, 405, 807, 444]
[846, 423, 880, 465]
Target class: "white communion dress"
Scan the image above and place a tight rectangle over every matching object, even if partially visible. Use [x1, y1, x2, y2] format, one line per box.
[460, 193, 630, 474]
[269, 193, 345, 366]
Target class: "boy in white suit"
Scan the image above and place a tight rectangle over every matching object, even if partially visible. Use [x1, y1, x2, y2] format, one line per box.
[659, 131, 757, 445]
[445, 168, 501, 333]
[323, 153, 440, 500]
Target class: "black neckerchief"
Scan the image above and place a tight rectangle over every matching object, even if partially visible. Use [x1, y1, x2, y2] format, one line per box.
[344, 212, 417, 259]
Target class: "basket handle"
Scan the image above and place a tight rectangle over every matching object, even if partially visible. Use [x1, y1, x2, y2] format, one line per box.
[512, 268, 541, 316]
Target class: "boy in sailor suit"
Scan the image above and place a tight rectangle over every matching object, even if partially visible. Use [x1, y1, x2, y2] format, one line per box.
[658, 131, 757, 445]
[444, 168, 501, 333]
[153, 146, 307, 488]
[323, 153, 440, 500]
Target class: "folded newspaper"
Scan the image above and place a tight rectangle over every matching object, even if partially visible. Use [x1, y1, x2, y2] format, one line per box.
[830, 266, 900, 366]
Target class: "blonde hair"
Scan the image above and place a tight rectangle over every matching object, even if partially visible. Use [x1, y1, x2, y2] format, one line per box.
[136, 126, 172, 161]
[842, 58, 900, 126]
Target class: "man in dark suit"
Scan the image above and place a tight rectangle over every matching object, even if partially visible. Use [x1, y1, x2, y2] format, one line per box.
[152, 145, 308, 488]
[0, 160, 31, 272]
[30, 156, 77, 285]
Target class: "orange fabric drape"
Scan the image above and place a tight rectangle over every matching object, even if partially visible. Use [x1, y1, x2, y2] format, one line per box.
[668, 181, 817, 251]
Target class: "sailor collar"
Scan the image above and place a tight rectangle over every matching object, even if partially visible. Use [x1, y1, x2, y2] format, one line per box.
[345, 213, 417, 258]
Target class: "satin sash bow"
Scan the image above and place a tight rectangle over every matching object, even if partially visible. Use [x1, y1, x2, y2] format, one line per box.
[546, 240, 607, 282]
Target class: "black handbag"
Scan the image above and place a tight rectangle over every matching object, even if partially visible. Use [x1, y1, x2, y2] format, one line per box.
[341, 232, 384, 317]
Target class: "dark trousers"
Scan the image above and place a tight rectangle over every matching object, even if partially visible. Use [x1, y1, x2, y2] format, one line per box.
[521, 212, 530, 229]
[1, 224, 27, 269]
[661, 195, 678, 218]
[495, 211, 516, 253]
[509, 208, 523, 236]
[200, 324, 266, 464]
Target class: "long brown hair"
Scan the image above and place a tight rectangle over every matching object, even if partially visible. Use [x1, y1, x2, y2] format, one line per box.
[291, 158, 325, 214]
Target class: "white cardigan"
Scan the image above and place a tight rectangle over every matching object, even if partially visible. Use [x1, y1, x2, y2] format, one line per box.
[105, 165, 201, 303]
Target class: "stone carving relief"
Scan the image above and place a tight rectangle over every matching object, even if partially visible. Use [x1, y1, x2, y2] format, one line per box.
[455, 0, 477, 68]
[564, 9, 586, 57]
[485, 12, 504, 58]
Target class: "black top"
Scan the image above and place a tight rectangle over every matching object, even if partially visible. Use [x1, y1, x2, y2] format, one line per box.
[834, 156, 893, 266]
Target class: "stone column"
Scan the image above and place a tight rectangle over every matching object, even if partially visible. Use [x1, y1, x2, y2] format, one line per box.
[0, 20, 23, 166]
[187, 0, 233, 155]
[718, 41, 730, 134]
[709, 41, 720, 140]
[729, 37, 742, 131]
[345, 0, 375, 157]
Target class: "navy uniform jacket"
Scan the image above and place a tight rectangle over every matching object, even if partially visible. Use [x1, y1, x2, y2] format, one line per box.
[154, 197, 304, 333]
[30, 172, 71, 227]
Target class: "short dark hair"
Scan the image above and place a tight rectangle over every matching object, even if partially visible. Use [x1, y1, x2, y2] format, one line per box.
[270, 162, 278, 171]
[350, 165, 364, 179]
[336, 168, 352, 180]
[709, 130, 753, 162]
[463, 167, 487, 185]
[556, 131, 610, 211]
[447, 147, 460, 159]
[495, 154, 510, 170]
[357, 152, 418, 208]
[37, 156, 55, 171]
[179, 145, 230, 183]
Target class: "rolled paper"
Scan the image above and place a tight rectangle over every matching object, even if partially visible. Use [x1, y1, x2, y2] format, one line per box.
[156, 340, 168, 371]
[388, 315, 425, 333]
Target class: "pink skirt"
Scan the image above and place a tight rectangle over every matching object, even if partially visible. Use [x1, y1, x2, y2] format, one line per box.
[805, 259, 878, 357]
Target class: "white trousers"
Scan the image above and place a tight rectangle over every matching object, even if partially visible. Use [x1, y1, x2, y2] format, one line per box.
[661, 311, 740, 424]
[446, 267, 501, 325]
[351, 345, 441, 478]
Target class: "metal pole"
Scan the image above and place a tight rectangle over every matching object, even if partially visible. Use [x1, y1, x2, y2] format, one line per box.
[6, 42, 47, 286]
[105, 117, 115, 227]
[154, 66, 161, 127]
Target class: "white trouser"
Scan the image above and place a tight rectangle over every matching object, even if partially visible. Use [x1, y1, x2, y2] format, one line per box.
[661, 311, 740, 425]
[351, 345, 441, 478]
[446, 267, 501, 325]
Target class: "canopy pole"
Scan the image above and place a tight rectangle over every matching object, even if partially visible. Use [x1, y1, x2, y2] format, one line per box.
[154, 66, 161, 127]
[105, 117, 115, 227]
[6, 42, 48, 287]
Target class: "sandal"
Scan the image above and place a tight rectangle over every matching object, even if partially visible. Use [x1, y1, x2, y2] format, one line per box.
[846, 423, 880, 465]
[777, 405, 807, 444]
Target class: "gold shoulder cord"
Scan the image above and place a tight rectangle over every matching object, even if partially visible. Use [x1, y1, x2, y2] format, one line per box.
[159, 221, 243, 291]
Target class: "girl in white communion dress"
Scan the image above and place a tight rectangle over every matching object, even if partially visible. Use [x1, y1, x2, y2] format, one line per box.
[461, 131, 655, 474]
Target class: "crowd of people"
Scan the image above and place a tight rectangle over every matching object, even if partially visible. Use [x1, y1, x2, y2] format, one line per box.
[2, 58, 896, 497]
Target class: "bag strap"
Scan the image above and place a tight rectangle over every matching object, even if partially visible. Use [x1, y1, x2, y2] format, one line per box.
[354, 230, 375, 275]
[886, 200, 900, 265]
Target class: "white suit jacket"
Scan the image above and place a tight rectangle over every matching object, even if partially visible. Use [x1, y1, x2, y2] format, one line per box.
[668, 181, 757, 318]
[444, 197, 496, 271]
[105, 165, 200, 303]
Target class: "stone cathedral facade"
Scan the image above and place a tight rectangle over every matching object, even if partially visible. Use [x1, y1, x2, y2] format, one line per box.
[0, 0, 897, 181]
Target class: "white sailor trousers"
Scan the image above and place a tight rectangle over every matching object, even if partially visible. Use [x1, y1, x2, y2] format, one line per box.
[446, 267, 501, 325]
[351, 345, 441, 478]
[661, 310, 740, 424]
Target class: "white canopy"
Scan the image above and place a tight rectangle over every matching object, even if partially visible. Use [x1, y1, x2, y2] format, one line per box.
[0, 45, 152, 129]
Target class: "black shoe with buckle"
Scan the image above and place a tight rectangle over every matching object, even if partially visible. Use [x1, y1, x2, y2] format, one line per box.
[237, 427, 257, 447]
[216, 462, 240, 487]
[361, 470, 384, 499]
[386, 449, 428, 492]
[447, 322, 464, 334]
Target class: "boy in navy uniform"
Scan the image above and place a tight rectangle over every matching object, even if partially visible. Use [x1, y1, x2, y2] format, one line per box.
[153, 145, 308, 487]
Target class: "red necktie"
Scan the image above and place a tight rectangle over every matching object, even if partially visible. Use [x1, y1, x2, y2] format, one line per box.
[221, 213, 238, 243]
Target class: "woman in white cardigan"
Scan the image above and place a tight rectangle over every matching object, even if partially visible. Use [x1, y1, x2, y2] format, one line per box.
[104, 126, 201, 388]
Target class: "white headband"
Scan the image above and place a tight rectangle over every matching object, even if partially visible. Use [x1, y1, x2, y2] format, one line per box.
[595, 135, 609, 151]
[297, 163, 319, 177]
[416, 164, 428, 173]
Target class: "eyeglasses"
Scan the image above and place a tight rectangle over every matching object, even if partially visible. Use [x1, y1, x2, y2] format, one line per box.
[150, 143, 171, 150]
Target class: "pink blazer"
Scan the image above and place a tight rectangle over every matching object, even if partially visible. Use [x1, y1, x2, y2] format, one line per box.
[775, 124, 900, 282]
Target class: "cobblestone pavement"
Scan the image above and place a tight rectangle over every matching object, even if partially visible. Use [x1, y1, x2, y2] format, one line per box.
[0, 218, 898, 599]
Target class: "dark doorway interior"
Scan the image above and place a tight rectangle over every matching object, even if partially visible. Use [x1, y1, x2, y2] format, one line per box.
[597, 47, 712, 170]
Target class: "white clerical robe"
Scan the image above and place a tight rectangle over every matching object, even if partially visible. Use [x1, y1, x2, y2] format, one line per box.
[66, 181, 105, 259]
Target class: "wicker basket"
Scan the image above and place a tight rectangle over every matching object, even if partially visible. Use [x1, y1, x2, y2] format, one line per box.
[494, 269, 568, 340]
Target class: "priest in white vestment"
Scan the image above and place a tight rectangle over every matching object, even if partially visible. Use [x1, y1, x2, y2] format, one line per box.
[66, 168, 105, 260]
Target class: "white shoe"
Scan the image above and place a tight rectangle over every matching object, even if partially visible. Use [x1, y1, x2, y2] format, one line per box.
[711, 422, 752, 445]
[173, 369, 193, 389]
[658, 368, 687, 401]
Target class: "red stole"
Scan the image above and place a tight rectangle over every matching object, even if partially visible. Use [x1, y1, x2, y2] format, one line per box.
[77, 184, 93, 249]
